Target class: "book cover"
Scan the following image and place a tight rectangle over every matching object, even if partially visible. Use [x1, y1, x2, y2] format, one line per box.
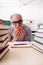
[0, 45, 9, 60]
[0, 30, 9, 35]
[0, 33, 8, 36]
[0, 24, 9, 30]
[9, 41, 32, 48]
[0, 37, 9, 47]
[32, 44, 43, 53]
[35, 32, 43, 38]
[34, 36, 43, 45]
[0, 34, 8, 41]
[31, 41, 43, 51]
[0, 44, 9, 53]
[0, 44, 9, 50]
[38, 29, 43, 32]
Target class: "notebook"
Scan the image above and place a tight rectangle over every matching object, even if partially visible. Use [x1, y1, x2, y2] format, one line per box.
[0, 24, 9, 30]
[9, 41, 32, 48]
[0, 45, 9, 60]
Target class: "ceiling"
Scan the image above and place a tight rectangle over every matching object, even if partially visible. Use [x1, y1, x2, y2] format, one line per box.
[0, 0, 43, 6]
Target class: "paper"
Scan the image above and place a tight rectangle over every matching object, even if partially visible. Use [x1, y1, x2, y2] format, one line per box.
[12, 41, 30, 45]
[9, 41, 32, 48]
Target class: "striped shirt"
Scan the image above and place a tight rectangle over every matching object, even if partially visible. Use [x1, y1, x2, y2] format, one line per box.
[8, 24, 32, 41]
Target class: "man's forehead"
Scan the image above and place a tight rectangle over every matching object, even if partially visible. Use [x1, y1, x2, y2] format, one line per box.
[11, 17, 21, 22]
[11, 15, 22, 22]
[11, 14, 22, 19]
[12, 16, 21, 19]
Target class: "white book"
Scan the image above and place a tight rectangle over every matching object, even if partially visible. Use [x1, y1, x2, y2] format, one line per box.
[35, 33, 43, 37]
[0, 34, 8, 41]
[9, 41, 31, 48]
[0, 30, 9, 35]
[0, 24, 9, 30]
[0, 38, 9, 47]
[0, 46, 9, 60]
[31, 41, 43, 51]
[34, 36, 43, 45]
[0, 44, 9, 50]
[38, 29, 43, 32]
[32, 44, 43, 53]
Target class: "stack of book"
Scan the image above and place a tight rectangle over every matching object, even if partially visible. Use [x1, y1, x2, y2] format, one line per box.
[0, 24, 9, 60]
[31, 24, 43, 53]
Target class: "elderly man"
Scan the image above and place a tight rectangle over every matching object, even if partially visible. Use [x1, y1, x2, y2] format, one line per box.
[9, 13, 32, 41]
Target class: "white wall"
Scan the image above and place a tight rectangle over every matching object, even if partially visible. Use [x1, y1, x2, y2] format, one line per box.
[0, 0, 43, 28]
[0, 5, 39, 20]
[39, 4, 43, 24]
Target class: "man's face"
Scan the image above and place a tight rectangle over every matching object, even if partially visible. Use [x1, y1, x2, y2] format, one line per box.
[11, 15, 23, 29]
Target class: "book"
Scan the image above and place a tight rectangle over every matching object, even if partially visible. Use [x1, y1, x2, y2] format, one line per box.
[0, 34, 8, 41]
[0, 24, 9, 30]
[0, 45, 9, 60]
[34, 36, 43, 45]
[0, 44, 9, 52]
[35, 32, 43, 37]
[32, 44, 43, 53]
[9, 41, 31, 48]
[38, 29, 43, 32]
[0, 44, 9, 50]
[0, 37, 9, 47]
[0, 33, 8, 36]
[31, 41, 43, 53]
[0, 30, 9, 35]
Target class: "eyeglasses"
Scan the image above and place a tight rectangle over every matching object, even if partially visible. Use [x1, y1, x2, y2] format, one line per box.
[12, 20, 23, 24]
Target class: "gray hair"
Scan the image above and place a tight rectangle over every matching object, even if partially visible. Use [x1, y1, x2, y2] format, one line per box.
[10, 13, 23, 20]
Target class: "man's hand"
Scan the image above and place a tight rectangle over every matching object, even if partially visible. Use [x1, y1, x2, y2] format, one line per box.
[12, 28, 25, 41]
[17, 27, 25, 41]
[12, 30, 19, 41]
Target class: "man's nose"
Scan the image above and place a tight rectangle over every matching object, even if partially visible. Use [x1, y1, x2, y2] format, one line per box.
[16, 23, 20, 28]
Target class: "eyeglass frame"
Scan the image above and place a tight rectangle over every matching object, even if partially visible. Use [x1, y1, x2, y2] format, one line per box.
[11, 20, 23, 24]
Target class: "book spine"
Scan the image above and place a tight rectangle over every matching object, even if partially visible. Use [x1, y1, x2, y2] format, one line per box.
[0, 33, 8, 37]
[0, 33, 8, 36]
[32, 44, 43, 54]
[35, 35, 43, 38]
[0, 29, 9, 30]
[32, 44, 43, 51]
[0, 45, 9, 54]
[0, 49, 9, 60]
[0, 38, 9, 47]
[34, 40, 43, 45]
[0, 36, 8, 42]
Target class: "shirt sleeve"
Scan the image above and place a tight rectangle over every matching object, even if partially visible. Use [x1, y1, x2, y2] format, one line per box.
[8, 26, 13, 41]
[8, 26, 21, 41]
[24, 27, 32, 41]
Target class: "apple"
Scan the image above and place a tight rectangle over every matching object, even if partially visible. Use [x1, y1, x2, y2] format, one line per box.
[17, 27, 22, 31]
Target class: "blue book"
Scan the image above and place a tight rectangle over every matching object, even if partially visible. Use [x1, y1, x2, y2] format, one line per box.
[14, 43, 27, 45]
[13, 41, 28, 46]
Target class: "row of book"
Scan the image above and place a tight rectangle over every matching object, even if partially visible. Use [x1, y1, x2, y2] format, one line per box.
[0, 24, 9, 60]
[32, 24, 43, 53]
